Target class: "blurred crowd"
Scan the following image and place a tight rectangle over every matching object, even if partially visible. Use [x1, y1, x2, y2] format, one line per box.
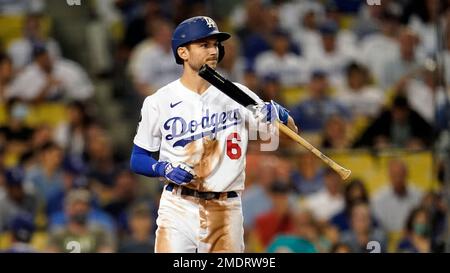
[0, 0, 449, 253]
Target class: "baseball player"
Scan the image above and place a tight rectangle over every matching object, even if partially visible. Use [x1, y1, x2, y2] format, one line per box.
[130, 16, 298, 253]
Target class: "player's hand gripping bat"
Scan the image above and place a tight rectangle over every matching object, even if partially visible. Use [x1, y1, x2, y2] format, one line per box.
[198, 64, 351, 180]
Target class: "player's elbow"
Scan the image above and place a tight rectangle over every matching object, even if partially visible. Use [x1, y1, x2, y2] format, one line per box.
[129, 154, 139, 174]
[130, 144, 158, 177]
[130, 151, 143, 175]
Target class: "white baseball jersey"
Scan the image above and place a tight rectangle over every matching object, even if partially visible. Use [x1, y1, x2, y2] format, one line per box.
[133, 79, 263, 192]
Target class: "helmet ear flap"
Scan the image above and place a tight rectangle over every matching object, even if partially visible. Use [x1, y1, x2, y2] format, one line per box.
[218, 43, 225, 63]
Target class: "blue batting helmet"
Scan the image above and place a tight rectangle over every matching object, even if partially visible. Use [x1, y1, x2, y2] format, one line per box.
[172, 16, 231, 64]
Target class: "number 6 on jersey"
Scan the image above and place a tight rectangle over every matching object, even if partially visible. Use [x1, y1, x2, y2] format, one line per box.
[226, 132, 241, 160]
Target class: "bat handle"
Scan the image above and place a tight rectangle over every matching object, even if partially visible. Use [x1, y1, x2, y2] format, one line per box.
[276, 122, 352, 180]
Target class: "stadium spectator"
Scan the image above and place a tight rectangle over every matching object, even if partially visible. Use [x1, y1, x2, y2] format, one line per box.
[0, 0, 44, 15]
[0, 168, 36, 231]
[320, 115, 350, 150]
[420, 191, 447, 252]
[330, 242, 352, 253]
[379, 28, 424, 90]
[53, 101, 92, 160]
[102, 169, 140, 233]
[47, 189, 116, 253]
[358, 11, 401, 86]
[128, 17, 181, 97]
[305, 20, 354, 86]
[118, 202, 155, 253]
[85, 129, 119, 194]
[277, 0, 324, 33]
[24, 142, 64, 206]
[335, 62, 384, 119]
[172, 0, 208, 26]
[266, 207, 318, 253]
[303, 167, 344, 223]
[288, 2, 324, 57]
[443, 27, 450, 86]
[352, 95, 433, 150]
[331, 0, 364, 14]
[241, 67, 259, 94]
[290, 70, 351, 132]
[122, 1, 166, 50]
[330, 179, 376, 232]
[397, 206, 431, 253]
[256, 74, 284, 103]
[7, 46, 94, 102]
[112, 0, 145, 28]
[0, 53, 14, 102]
[48, 187, 115, 234]
[352, 0, 391, 39]
[229, 0, 264, 32]
[0, 99, 34, 149]
[253, 181, 296, 249]
[340, 202, 387, 253]
[242, 155, 275, 231]
[372, 159, 423, 233]
[30, 124, 53, 151]
[395, 65, 447, 125]
[45, 160, 88, 217]
[255, 30, 305, 87]
[291, 152, 326, 196]
[2, 213, 36, 253]
[7, 13, 61, 71]
[319, 223, 342, 253]
[323, 3, 359, 59]
[234, 1, 277, 67]
[405, 0, 445, 55]
[217, 37, 245, 83]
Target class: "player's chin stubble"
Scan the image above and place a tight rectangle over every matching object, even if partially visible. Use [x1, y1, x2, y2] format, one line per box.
[187, 56, 217, 72]
[189, 61, 216, 72]
[206, 58, 218, 67]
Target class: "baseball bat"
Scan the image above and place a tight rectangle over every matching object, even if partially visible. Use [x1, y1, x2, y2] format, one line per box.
[198, 64, 351, 180]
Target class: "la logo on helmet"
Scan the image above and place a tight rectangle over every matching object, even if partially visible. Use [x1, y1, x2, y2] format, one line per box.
[204, 17, 216, 29]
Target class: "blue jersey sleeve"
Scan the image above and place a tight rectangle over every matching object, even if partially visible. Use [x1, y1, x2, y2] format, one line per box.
[130, 144, 160, 177]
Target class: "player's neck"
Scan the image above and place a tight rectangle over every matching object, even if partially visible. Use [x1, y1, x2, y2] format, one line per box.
[180, 66, 210, 95]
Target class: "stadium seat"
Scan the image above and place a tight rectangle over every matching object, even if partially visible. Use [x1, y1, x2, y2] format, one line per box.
[0, 15, 52, 49]
[281, 86, 308, 108]
[387, 231, 403, 253]
[31, 231, 49, 251]
[0, 232, 12, 250]
[324, 150, 434, 196]
[25, 103, 68, 128]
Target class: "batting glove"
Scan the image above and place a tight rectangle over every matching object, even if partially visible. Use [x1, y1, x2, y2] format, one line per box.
[152, 161, 195, 185]
[254, 100, 289, 125]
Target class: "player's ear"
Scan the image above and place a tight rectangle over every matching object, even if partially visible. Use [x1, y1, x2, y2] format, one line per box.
[177, 46, 189, 62]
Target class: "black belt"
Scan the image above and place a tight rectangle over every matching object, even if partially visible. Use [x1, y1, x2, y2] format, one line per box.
[165, 183, 238, 200]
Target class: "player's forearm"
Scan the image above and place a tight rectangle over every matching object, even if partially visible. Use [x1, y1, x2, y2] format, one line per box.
[130, 144, 160, 177]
